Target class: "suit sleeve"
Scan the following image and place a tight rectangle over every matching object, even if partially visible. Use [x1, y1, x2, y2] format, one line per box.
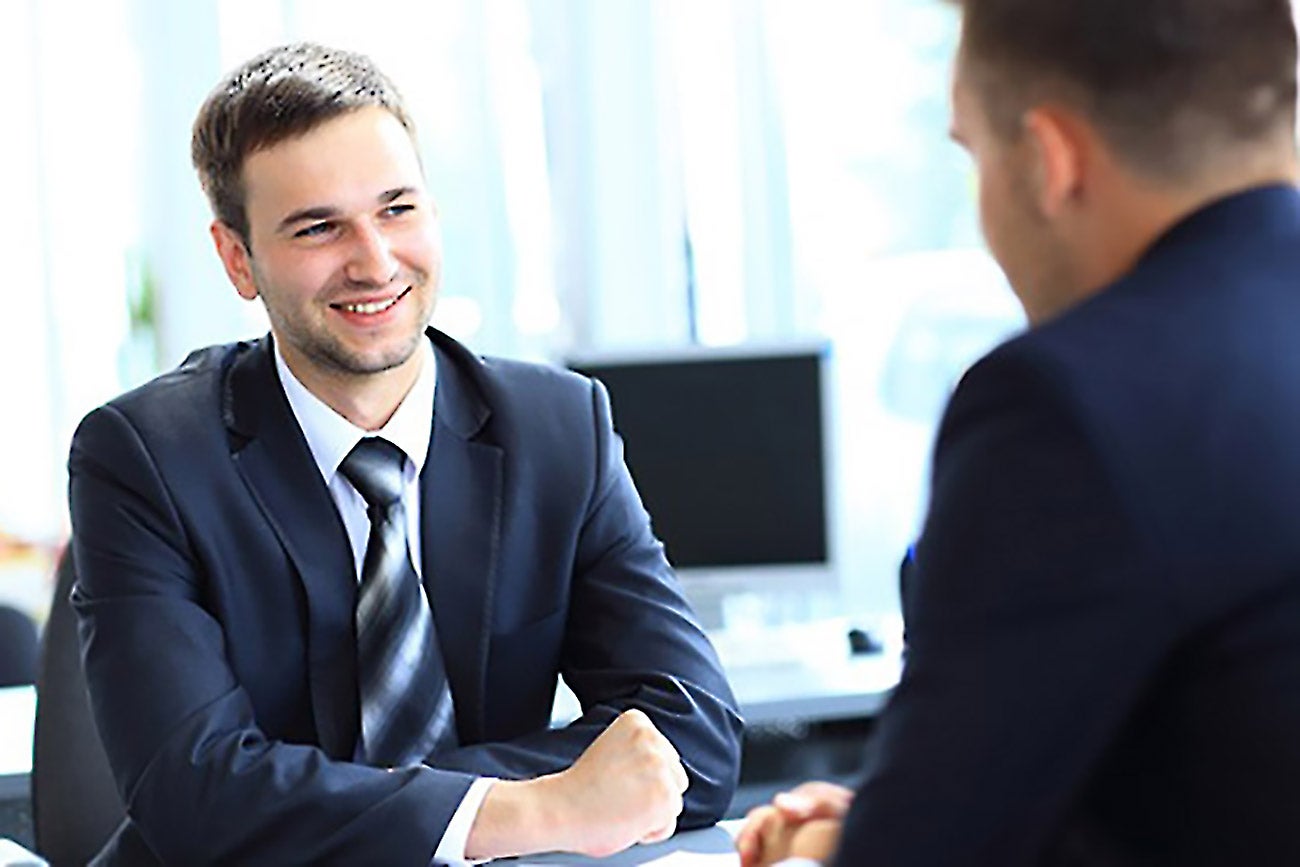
[69, 405, 474, 866]
[832, 350, 1173, 866]
[430, 378, 744, 828]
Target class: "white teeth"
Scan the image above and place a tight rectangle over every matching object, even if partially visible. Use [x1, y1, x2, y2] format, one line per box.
[339, 295, 399, 315]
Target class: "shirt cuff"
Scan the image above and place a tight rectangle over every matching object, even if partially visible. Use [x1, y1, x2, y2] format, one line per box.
[432, 776, 497, 865]
[774, 859, 826, 867]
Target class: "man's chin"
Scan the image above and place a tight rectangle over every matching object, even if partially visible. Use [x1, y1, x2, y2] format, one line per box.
[320, 341, 423, 378]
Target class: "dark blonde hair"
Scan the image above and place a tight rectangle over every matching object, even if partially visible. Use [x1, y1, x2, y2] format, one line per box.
[191, 42, 416, 247]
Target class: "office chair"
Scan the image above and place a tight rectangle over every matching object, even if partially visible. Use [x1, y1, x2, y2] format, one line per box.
[31, 546, 125, 866]
[0, 604, 38, 688]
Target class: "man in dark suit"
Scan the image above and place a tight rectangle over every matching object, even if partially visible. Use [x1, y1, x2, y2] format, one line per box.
[69, 42, 741, 865]
[738, 0, 1300, 865]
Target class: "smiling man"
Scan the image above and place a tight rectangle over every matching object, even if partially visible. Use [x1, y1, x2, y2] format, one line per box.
[67, 43, 740, 865]
[738, 0, 1300, 865]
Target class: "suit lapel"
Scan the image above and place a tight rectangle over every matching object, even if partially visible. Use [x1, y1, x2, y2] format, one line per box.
[222, 338, 360, 759]
[422, 331, 502, 745]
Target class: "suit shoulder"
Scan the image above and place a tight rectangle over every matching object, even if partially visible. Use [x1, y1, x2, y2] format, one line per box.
[459, 356, 607, 455]
[77, 341, 250, 441]
[478, 355, 591, 390]
[475, 355, 597, 409]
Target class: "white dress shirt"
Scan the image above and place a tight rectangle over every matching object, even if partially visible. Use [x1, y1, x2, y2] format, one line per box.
[275, 341, 492, 865]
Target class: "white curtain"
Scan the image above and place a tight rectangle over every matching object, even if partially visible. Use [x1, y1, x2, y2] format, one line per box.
[0, 0, 138, 547]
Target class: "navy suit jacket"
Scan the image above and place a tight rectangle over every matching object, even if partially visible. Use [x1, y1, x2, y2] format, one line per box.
[834, 186, 1300, 866]
[68, 328, 742, 865]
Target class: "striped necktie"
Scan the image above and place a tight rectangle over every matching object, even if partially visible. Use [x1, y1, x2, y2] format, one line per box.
[339, 437, 457, 766]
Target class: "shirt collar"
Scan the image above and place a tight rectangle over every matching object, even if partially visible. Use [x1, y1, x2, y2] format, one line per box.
[274, 337, 437, 482]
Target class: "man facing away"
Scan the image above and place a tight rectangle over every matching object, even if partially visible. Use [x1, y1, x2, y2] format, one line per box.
[68, 43, 741, 865]
[738, 0, 1300, 864]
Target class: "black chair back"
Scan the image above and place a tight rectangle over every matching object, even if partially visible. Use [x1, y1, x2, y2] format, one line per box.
[32, 547, 125, 866]
[0, 604, 37, 687]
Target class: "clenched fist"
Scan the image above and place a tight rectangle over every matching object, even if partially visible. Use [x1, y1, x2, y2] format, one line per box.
[464, 708, 689, 861]
[550, 708, 690, 857]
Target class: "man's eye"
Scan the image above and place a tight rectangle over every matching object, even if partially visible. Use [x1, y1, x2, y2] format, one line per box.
[382, 204, 415, 218]
[294, 222, 333, 239]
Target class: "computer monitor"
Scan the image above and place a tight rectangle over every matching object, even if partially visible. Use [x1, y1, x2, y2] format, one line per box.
[569, 343, 837, 601]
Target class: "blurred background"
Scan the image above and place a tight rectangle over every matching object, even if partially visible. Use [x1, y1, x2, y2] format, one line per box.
[0, 0, 1024, 632]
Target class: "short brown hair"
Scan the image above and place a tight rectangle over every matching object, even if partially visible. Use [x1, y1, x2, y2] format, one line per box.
[953, 0, 1298, 179]
[191, 42, 416, 246]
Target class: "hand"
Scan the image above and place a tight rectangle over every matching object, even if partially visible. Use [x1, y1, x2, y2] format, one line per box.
[736, 781, 854, 867]
[464, 708, 689, 861]
[549, 708, 690, 856]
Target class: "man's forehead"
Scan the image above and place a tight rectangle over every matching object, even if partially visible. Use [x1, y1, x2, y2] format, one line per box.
[242, 110, 421, 184]
[239, 131, 425, 235]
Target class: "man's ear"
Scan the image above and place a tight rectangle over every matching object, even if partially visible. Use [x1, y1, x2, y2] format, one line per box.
[211, 221, 259, 301]
[1022, 106, 1087, 218]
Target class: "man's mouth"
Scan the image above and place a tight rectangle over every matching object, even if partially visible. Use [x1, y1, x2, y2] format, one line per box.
[331, 286, 412, 315]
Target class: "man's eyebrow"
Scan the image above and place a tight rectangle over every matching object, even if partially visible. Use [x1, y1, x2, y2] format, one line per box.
[380, 186, 416, 204]
[276, 188, 418, 233]
[277, 205, 338, 234]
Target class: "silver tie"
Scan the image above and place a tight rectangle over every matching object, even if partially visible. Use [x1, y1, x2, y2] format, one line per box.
[339, 437, 457, 766]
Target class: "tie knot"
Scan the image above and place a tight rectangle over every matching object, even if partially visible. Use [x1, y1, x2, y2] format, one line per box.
[340, 438, 407, 509]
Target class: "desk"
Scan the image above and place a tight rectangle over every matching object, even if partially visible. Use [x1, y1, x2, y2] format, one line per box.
[0, 686, 34, 803]
[497, 822, 740, 865]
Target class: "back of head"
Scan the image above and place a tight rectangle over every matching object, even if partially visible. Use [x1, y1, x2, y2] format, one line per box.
[954, 0, 1298, 180]
[191, 42, 415, 247]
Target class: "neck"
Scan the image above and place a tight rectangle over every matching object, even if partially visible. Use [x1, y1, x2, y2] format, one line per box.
[280, 345, 423, 432]
[1060, 147, 1299, 315]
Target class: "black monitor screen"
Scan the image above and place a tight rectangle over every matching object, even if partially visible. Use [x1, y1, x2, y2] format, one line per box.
[571, 350, 827, 569]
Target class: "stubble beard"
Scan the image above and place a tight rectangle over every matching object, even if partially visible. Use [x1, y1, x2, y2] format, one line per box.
[269, 274, 437, 381]
[303, 328, 426, 377]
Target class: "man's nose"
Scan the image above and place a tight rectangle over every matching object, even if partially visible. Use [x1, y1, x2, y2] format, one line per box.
[344, 221, 399, 286]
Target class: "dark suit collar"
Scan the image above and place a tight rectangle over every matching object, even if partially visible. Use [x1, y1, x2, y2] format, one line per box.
[1047, 183, 1300, 331]
[222, 335, 276, 442]
[1144, 183, 1300, 264]
[426, 327, 493, 441]
[421, 327, 503, 744]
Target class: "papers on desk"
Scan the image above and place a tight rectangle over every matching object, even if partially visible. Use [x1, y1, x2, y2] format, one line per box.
[0, 686, 35, 777]
[0, 837, 47, 866]
[494, 822, 739, 865]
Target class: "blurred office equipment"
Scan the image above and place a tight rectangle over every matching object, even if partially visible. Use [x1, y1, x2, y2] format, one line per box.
[568, 346, 904, 717]
[570, 344, 837, 603]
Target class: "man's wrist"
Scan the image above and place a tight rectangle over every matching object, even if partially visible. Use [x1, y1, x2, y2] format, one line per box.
[463, 772, 571, 861]
[435, 777, 498, 864]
